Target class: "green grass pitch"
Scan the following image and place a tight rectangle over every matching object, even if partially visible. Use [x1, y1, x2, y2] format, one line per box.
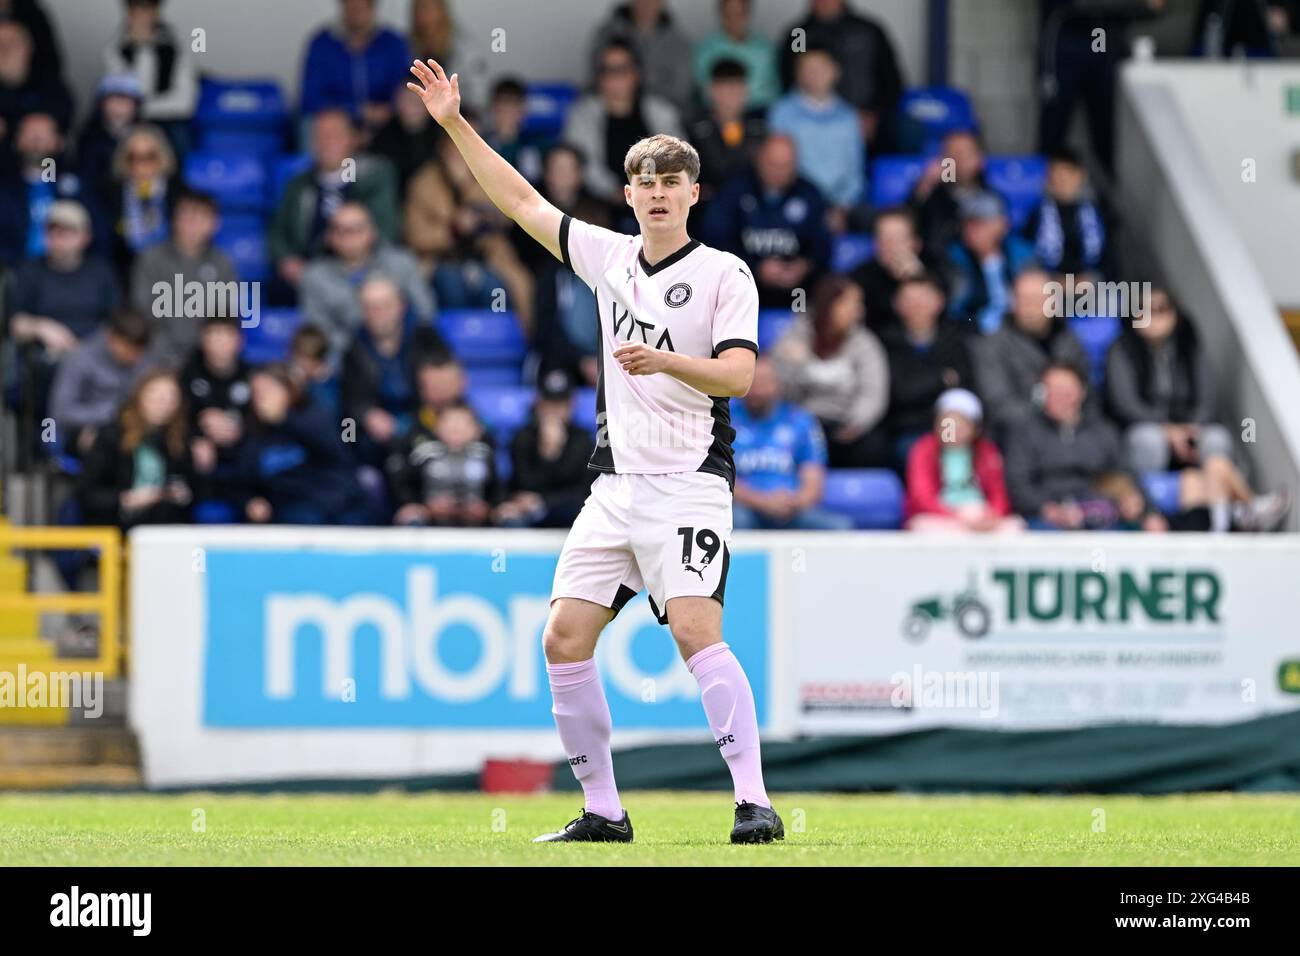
[2, 791, 1297, 866]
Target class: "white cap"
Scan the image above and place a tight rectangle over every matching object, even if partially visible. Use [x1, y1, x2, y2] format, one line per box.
[935, 387, 982, 424]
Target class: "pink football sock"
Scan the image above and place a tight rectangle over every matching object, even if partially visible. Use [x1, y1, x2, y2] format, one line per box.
[546, 658, 623, 821]
[686, 642, 771, 808]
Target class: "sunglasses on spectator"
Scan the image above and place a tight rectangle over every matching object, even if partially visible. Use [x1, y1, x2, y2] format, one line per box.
[127, 150, 160, 163]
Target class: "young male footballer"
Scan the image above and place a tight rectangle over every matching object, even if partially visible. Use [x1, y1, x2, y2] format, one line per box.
[408, 58, 782, 844]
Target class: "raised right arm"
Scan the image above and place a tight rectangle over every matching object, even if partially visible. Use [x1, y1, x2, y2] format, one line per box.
[407, 58, 564, 262]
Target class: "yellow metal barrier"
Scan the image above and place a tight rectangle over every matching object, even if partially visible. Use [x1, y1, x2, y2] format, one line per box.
[0, 526, 123, 680]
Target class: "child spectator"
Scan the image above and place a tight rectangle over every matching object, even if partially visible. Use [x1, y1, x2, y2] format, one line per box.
[388, 399, 498, 527]
[904, 388, 1022, 533]
[731, 356, 851, 530]
[772, 274, 890, 468]
[287, 324, 340, 420]
[485, 76, 547, 184]
[1023, 147, 1107, 280]
[238, 363, 373, 525]
[180, 315, 250, 480]
[77, 368, 196, 528]
[494, 370, 595, 528]
[768, 43, 864, 224]
[687, 58, 767, 221]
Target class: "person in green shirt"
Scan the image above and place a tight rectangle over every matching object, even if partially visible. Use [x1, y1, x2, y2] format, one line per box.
[693, 0, 779, 109]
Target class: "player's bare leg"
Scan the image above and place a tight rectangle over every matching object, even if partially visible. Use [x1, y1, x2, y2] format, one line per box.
[533, 597, 633, 843]
[667, 596, 783, 844]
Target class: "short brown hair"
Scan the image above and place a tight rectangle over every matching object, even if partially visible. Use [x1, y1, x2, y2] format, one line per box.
[623, 134, 700, 184]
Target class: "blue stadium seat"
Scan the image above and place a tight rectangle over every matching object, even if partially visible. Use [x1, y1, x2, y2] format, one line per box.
[467, 384, 536, 444]
[894, 86, 977, 154]
[758, 309, 795, 350]
[184, 152, 269, 213]
[197, 127, 283, 158]
[1068, 314, 1121, 386]
[241, 306, 302, 365]
[985, 155, 1047, 229]
[464, 364, 523, 388]
[437, 309, 527, 365]
[213, 213, 270, 283]
[1141, 471, 1182, 516]
[522, 82, 579, 137]
[195, 78, 286, 158]
[832, 233, 874, 273]
[268, 153, 312, 209]
[821, 468, 905, 529]
[572, 386, 599, 436]
[870, 155, 925, 209]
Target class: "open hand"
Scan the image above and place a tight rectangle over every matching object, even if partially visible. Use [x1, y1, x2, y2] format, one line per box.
[407, 58, 461, 126]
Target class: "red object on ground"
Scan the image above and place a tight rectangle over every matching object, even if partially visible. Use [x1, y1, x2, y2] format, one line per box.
[481, 759, 555, 793]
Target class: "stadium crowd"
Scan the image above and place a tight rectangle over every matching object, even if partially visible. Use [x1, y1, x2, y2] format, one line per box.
[0, 0, 1292, 536]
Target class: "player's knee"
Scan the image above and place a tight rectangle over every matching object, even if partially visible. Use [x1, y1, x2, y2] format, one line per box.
[542, 616, 597, 664]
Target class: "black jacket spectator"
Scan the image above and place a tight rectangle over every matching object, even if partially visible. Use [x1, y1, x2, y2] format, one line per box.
[884, 323, 974, 438]
[6, 250, 119, 340]
[508, 416, 595, 524]
[704, 166, 830, 307]
[340, 320, 450, 427]
[77, 420, 194, 527]
[1104, 319, 1216, 428]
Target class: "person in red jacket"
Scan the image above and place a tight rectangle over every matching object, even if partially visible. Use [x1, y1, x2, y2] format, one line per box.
[904, 388, 1025, 533]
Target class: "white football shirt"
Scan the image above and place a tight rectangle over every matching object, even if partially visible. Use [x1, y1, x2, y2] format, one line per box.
[560, 214, 760, 490]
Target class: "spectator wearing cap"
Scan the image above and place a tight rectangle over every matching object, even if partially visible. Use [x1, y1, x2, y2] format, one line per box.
[850, 206, 940, 333]
[179, 314, 250, 484]
[8, 199, 118, 347]
[48, 310, 153, 456]
[703, 133, 830, 308]
[238, 363, 375, 526]
[972, 268, 1090, 440]
[883, 274, 974, 467]
[299, 0, 411, 136]
[909, 129, 996, 263]
[0, 18, 71, 135]
[589, 0, 694, 115]
[0, 113, 108, 267]
[494, 370, 595, 528]
[388, 398, 500, 527]
[340, 273, 450, 465]
[77, 368, 198, 528]
[945, 189, 1035, 334]
[694, 0, 779, 109]
[269, 108, 399, 296]
[485, 77, 549, 185]
[130, 187, 236, 369]
[768, 43, 865, 225]
[772, 274, 891, 468]
[688, 58, 767, 224]
[103, 0, 198, 153]
[301, 201, 434, 358]
[561, 37, 684, 207]
[1022, 147, 1108, 280]
[778, 0, 903, 151]
[105, 123, 180, 277]
[74, 73, 142, 192]
[731, 355, 852, 531]
[904, 388, 1023, 533]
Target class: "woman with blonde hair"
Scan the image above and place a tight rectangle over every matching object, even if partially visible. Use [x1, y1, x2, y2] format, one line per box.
[107, 123, 179, 275]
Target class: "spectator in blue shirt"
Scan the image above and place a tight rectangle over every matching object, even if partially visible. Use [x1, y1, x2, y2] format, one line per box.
[946, 190, 1035, 334]
[703, 133, 830, 307]
[299, 0, 411, 137]
[768, 43, 864, 225]
[731, 356, 853, 531]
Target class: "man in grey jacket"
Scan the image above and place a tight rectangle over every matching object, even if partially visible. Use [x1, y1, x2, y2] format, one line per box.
[299, 201, 435, 357]
[972, 268, 1090, 441]
[1002, 362, 1121, 528]
[49, 311, 153, 455]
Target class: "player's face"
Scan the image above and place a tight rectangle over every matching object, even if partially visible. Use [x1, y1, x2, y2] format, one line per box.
[624, 170, 698, 235]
